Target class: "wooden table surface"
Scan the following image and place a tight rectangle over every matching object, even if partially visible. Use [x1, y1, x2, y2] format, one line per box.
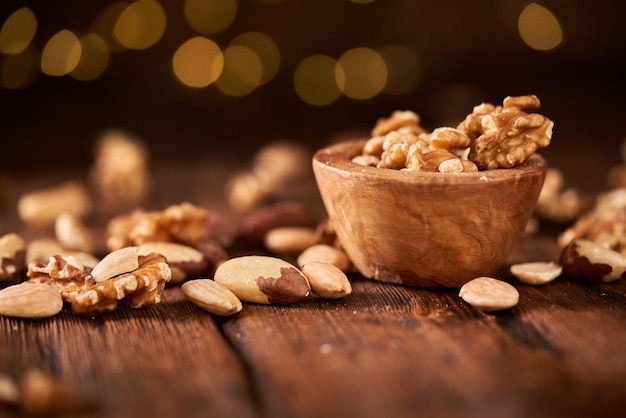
[1, 148, 626, 418]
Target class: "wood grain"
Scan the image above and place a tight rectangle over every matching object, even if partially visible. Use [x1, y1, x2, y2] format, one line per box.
[1, 291, 256, 418]
[2, 157, 626, 418]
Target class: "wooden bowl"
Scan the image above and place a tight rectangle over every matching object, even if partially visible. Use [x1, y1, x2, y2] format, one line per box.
[312, 140, 547, 288]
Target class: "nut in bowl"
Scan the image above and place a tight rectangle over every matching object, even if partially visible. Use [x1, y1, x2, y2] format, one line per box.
[313, 140, 546, 288]
[312, 95, 553, 288]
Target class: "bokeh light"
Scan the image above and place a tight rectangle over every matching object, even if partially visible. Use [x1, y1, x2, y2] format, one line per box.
[184, 0, 238, 34]
[91, 2, 129, 52]
[215, 45, 264, 96]
[0, 7, 37, 55]
[70, 34, 110, 81]
[335, 47, 387, 100]
[0, 46, 38, 89]
[377, 44, 420, 96]
[294, 55, 341, 106]
[41, 30, 81, 76]
[229, 32, 280, 85]
[518, 3, 563, 51]
[114, 0, 166, 50]
[172, 37, 224, 88]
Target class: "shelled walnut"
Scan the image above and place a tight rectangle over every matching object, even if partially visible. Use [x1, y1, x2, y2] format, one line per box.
[558, 188, 626, 255]
[27, 252, 171, 315]
[105, 202, 212, 251]
[356, 95, 553, 173]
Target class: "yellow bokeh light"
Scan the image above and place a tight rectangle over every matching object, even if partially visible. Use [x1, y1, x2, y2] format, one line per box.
[41, 30, 82, 76]
[70, 34, 110, 81]
[215, 45, 263, 96]
[91, 2, 129, 52]
[114, 0, 166, 50]
[518, 3, 563, 51]
[0, 7, 37, 55]
[230, 31, 280, 85]
[335, 47, 387, 100]
[1, 45, 38, 89]
[184, 0, 238, 34]
[173, 37, 224, 88]
[294, 55, 341, 106]
[377, 45, 420, 96]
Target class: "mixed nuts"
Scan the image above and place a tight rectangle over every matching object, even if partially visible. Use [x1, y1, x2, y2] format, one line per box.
[1, 97, 624, 322]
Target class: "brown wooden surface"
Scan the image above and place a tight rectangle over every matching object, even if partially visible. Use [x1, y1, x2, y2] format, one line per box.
[2, 156, 626, 418]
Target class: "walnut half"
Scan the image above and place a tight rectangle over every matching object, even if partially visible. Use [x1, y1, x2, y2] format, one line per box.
[27, 252, 171, 316]
[461, 95, 554, 170]
[71, 253, 171, 315]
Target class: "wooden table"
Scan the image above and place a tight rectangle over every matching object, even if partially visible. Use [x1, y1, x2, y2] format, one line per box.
[1, 152, 626, 418]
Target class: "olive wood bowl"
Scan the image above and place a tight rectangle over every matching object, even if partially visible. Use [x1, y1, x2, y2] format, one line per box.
[312, 140, 547, 288]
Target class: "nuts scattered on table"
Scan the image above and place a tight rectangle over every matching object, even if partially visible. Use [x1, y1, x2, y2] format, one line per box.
[560, 239, 626, 284]
[214, 255, 310, 304]
[17, 181, 91, 226]
[510, 261, 563, 285]
[0, 282, 63, 319]
[459, 277, 519, 312]
[71, 252, 171, 315]
[181, 279, 242, 316]
[0, 232, 26, 282]
[301, 261, 352, 299]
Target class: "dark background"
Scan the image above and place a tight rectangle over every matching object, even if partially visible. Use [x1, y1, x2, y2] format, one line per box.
[1, 0, 625, 192]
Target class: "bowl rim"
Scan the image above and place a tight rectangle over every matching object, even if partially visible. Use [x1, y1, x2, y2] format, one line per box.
[313, 139, 547, 185]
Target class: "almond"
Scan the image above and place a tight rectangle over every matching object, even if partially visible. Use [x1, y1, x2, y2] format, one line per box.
[301, 261, 352, 299]
[510, 261, 562, 285]
[181, 279, 242, 316]
[0, 283, 63, 318]
[90, 246, 139, 283]
[459, 277, 519, 312]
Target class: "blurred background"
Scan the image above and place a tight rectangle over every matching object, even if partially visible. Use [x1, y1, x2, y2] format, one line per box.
[1, 0, 625, 192]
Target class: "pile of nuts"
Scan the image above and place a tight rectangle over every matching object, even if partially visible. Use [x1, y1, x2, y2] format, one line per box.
[353, 95, 554, 172]
[0, 132, 355, 321]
